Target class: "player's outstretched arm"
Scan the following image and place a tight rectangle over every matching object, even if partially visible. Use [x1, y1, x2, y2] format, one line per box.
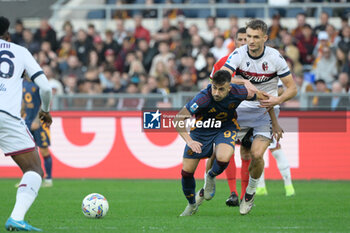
[174, 107, 203, 154]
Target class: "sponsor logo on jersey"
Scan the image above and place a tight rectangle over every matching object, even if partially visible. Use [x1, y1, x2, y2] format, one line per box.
[208, 107, 216, 113]
[246, 62, 250, 67]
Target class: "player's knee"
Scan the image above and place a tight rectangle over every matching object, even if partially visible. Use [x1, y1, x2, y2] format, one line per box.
[181, 170, 194, 179]
[250, 151, 264, 161]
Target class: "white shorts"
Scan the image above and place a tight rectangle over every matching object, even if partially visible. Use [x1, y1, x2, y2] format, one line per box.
[236, 107, 280, 141]
[0, 112, 36, 156]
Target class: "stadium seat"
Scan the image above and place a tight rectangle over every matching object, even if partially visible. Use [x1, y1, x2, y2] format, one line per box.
[87, 10, 105, 19]
[183, 0, 211, 18]
[285, 8, 305, 18]
[106, 0, 116, 4]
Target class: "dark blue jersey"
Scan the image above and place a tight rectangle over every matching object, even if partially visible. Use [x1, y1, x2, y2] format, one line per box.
[22, 79, 41, 127]
[185, 84, 254, 131]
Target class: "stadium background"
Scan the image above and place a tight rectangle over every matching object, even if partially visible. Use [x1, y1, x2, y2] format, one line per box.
[0, 0, 349, 180]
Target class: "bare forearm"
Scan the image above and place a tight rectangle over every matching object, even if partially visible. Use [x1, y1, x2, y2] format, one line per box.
[278, 86, 297, 104]
[268, 108, 278, 126]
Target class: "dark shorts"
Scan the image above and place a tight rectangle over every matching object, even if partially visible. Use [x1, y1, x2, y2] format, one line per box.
[31, 125, 50, 148]
[183, 124, 238, 159]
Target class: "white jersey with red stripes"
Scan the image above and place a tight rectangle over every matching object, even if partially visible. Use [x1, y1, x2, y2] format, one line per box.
[224, 45, 290, 108]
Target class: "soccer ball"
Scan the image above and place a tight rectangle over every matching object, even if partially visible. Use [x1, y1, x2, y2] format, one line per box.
[82, 193, 109, 218]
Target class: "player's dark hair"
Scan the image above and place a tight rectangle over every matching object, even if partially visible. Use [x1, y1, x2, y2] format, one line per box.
[212, 70, 231, 85]
[0, 16, 10, 36]
[246, 19, 267, 35]
[235, 27, 246, 39]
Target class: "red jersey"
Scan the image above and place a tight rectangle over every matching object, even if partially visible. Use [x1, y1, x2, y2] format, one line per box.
[209, 55, 236, 80]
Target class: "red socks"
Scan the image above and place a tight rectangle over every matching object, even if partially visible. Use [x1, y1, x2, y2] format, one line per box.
[240, 159, 251, 200]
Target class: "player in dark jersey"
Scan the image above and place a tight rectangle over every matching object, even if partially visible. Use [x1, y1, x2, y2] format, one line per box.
[22, 77, 53, 187]
[176, 70, 267, 216]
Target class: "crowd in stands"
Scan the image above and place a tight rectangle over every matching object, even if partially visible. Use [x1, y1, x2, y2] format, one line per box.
[9, 10, 350, 109]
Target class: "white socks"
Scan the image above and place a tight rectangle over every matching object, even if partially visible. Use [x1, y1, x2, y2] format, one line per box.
[246, 176, 259, 195]
[272, 149, 292, 186]
[257, 170, 266, 188]
[10, 171, 42, 221]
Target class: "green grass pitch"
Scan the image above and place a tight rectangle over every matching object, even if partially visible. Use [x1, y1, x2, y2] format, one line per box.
[1, 179, 350, 233]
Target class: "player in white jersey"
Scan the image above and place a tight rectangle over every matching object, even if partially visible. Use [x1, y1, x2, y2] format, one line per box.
[256, 79, 295, 197]
[221, 19, 297, 215]
[0, 16, 52, 231]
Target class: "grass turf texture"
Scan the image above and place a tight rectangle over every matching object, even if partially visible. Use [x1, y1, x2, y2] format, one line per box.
[1, 179, 350, 233]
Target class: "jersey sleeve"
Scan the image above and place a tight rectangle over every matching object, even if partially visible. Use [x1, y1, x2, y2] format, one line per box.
[230, 84, 249, 101]
[22, 48, 44, 82]
[275, 53, 291, 78]
[224, 49, 241, 73]
[185, 89, 211, 115]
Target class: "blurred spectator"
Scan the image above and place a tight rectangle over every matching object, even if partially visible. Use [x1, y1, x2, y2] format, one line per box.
[189, 34, 203, 58]
[153, 17, 172, 44]
[87, 50, 100, 69]
[223, 25, 238, 54]
[297, 24, 317, 65]
[176, 15, 191, 47]
[338, 15, 349, 39]
[210, 35, 228, 60]
[167, 57, 181, 86]
[283, 33, 303, 74]
[314, 11, 329, 35]
[294, 73, 314, 94]
[62, 55, 84, 80]
[99, 67, 115, 91]
[195, 44, 210, 71]
[104, 29, 121, 55]
[133, 14, 151, 44]
[169, 29, 187, 60]
[177, 70, 199, 92]
[113, 19, 128, 45]
[103, 48, 118, 70]
[292, 12, 307, 41]
[115, 37, 135, 73]
[92, 36, 105, 63]
[34, 19, 58, 51]
[59, 21, 75, 45]
[338, 72, 350, 92]
[268, 14, 283, 45]
[313, 46, 337, 86]
[326, 24, 341, 49]
[164, 0, 183, 19]
[223, 15, 239, 39]
[197, 53, 215, 81]
[128, 59, 146, 78]
[336, 25, 350, 66]
[200, 16, 216, 44]
[87, 23, 98, 44]
[11, 19, 24, 45]
[62, 74, 78, 94]
[113, 0, 132, 19]
[312, 79, 330, 108]
[142, 0, 157, 18]
[149, 41, 174, 76]
[20, 29, 40, 54]
[330, 81, 349, 110]
[57, 37, 76, 66]
[74, 29, 93, 66]
[341, 51, 350, 76]
[43, 65, 64, 95]
[136, 38, 157, 72]
[313, 31, 331, 67]
[40, 41, 58, 69]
